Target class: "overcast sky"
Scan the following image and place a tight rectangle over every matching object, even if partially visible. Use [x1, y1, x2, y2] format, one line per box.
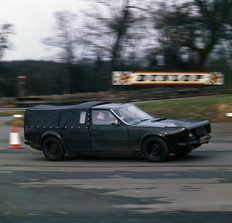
[0, 0, 88, 61]
[0, 0, 168, 62]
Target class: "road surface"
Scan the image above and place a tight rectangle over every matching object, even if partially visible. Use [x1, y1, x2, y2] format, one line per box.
[0, 117, 232, 222]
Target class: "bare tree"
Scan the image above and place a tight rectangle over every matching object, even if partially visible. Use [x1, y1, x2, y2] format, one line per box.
[222, 40, 232, 71]
[152, 0, 232, 70]
[82, 0, 148, 87]
[0, 23, 14, 61]
[43, 11, 78, 94]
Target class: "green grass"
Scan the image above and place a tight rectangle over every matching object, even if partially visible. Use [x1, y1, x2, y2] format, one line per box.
[135, 95, 232, 122]
[0, 111, 25, 127]
[0, 111, 23, 117]
[6, 117, 24, 127]
[2, 95, 232, 126]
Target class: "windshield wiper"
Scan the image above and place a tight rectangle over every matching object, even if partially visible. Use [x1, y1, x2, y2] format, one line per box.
[138, 118, 150, 123]
[152, 118, 166, 122]
[131, 119, 150, 125]
[142, 118, 150, 121]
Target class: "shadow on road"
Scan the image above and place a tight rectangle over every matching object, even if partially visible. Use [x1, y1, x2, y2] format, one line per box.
[54, 152, 212, 163]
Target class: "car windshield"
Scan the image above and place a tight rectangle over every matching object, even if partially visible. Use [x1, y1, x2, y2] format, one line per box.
[113, 104, 153, 125]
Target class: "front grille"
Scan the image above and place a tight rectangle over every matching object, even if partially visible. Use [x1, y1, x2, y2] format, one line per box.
[192, 124, 210, 137]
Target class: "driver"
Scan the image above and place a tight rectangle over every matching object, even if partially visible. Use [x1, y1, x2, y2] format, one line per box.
[97, 111, 105, 121]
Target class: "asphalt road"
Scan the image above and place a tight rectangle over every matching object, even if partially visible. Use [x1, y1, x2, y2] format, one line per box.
[0, 117, 232, 222]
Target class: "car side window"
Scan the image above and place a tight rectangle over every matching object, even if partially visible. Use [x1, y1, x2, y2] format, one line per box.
[79, 111, 86, 124]
[92, 110, 117, 125]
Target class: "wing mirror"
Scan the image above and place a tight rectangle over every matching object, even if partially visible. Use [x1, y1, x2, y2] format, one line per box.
[111, 120, 120, 126]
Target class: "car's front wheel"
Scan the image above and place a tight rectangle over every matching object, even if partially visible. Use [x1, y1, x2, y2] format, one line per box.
[42, 137, 65, 161]
[142, 137, 169, 162]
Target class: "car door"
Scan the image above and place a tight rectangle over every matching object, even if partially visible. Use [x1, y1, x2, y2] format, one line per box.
[59, 110, 91, 152]
[89, 110, 129, 153]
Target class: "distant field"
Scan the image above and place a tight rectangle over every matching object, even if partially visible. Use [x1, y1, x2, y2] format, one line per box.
[1, 94, 232, 126]
[135, 95, 232, 122]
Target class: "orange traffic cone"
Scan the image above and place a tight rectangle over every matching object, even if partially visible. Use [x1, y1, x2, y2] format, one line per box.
[6, 125, 24, 149]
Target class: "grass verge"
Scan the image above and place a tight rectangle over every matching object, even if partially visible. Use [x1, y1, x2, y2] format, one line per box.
[135, 95, 232, 122]
[0, 111, 25, 127]
[2, 94, 232, 126]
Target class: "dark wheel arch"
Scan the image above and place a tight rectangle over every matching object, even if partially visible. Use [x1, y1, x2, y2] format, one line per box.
[142, 136, 169, 162]
[42, 136, 65, 161]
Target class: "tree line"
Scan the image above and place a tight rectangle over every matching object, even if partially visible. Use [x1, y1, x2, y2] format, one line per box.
[0, 0, 232, 97]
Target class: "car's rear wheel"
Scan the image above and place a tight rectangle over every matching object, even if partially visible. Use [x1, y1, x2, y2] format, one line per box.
[142, 137, 169, 162]
[42, 137, 65, 161]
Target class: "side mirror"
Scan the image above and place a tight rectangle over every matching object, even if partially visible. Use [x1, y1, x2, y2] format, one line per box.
[111, 120, 120, 126]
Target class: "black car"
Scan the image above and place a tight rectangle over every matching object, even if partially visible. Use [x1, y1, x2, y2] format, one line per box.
[24, 101, 211, 162]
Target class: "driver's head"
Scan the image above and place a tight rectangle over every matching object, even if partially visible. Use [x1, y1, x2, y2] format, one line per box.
[97, 112, 104, 120]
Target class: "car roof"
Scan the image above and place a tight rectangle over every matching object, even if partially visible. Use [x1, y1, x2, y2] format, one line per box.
[26, 101, 109, 111]
[92, 103, 130, 110]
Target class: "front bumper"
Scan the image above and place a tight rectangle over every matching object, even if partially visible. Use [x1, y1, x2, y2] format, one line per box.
[176, 135, 212, 148]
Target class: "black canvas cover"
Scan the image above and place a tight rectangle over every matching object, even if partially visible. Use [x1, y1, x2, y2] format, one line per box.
[25, 109, 60, 128]
[26, 101, 106, 111]
[25, 101, 108, 128]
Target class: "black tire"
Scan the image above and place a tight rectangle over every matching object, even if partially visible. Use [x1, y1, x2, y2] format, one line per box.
[142, 137, 169, 162]
[42, 137, 65, 161]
